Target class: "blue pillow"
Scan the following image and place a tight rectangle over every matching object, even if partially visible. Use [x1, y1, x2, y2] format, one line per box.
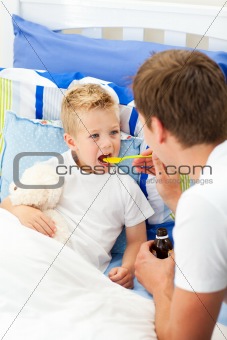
[12, 15, 227, 86]
[0, 113, 68, 200]
[0, 68, 142, 154]
[118, 132, 142, 182]
[0, 111, 142, 200]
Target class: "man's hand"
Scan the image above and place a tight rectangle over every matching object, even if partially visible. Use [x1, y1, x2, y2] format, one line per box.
[134, 150, 182, 214]
[133, 148, 155, 175]
[108, 266, 134, 289]
[152, 153, 182, 214]
[135, 241, 175, 296]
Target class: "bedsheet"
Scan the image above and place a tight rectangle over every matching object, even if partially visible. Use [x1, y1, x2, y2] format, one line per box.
[0, 208, 156, 340]
[0, 207, 226, 340]
[106, 251, 227, 328]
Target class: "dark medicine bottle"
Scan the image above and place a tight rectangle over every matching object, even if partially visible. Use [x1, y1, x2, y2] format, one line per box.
[150, 228, 173, 259]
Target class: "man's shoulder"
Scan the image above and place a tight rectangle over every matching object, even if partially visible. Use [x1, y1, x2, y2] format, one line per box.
[182, 173, 226, 206]
[178, 179, 227, 224]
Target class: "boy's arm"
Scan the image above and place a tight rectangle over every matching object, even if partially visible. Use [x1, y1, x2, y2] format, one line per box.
[0, 197, 56, 237]
[108, 221, 147, 288]
[122, 221, 147, 274]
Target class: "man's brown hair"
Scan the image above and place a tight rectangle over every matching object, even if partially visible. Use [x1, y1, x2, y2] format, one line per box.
[133, 49, 227, 147]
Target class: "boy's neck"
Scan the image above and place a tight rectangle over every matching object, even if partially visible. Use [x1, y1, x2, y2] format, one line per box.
[70, 150, 95, 174]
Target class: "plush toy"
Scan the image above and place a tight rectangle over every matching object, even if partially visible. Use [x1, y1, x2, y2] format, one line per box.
[9, 163, 71, 245]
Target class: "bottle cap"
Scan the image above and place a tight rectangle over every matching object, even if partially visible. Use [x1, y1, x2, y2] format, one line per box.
[156, 228, 168, 237]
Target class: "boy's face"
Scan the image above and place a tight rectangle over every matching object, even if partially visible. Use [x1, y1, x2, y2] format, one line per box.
[66, 108, 121, 173]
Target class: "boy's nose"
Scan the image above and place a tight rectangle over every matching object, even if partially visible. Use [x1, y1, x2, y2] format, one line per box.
[100, 137, 112, 150]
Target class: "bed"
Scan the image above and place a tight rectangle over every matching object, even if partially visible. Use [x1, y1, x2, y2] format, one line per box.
[0, 0, 227, 339]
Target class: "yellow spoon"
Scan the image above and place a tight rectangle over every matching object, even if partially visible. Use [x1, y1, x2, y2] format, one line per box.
[103, 155, 152, 164]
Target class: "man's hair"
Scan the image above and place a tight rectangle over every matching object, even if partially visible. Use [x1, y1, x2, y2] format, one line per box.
[61, 83, 119, 136]
[133, 49, 227, 147]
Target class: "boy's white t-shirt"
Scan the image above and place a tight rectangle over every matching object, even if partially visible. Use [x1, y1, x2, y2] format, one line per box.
[47, 150, 154, 272]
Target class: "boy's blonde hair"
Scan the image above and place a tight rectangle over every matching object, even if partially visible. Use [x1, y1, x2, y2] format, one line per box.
[61, 83, 119, 136]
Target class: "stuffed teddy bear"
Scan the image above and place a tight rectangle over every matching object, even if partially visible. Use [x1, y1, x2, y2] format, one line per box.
[9, 163, 71, 245]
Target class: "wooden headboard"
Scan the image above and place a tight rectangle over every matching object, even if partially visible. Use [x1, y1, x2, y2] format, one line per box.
[1, 0, 227, 68]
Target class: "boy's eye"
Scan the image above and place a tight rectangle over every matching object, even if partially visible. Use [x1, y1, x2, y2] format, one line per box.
[110, 130, 119, 135]
[90, 134, 99, 139]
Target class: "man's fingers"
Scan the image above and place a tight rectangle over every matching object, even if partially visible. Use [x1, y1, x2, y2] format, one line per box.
[133, 165, 156, 175]
[152, 153, 167, 179]
[133, 158, 155, 175]
[141, 148, 153, 156]
[135, 241, 154, 269]
[140, 240, 153, 251]
[169, 250, 175, 261]
[133, 148, 153, 165]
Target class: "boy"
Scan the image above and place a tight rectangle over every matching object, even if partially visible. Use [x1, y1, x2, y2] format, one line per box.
[1, 84, 154, 289]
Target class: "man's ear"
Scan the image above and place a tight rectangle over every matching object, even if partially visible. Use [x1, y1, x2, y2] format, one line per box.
[64, 133, 78, 150]
[151, 117, 166, 144]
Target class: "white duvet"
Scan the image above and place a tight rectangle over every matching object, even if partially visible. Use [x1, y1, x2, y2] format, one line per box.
[0, 209, 156, 340]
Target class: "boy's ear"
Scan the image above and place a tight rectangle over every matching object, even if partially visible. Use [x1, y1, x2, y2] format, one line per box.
[151, 117, 167, 144]
[64, 133, 78, 150]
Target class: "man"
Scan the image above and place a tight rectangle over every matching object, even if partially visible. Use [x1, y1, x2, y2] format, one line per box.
[132, 49, 227, 339]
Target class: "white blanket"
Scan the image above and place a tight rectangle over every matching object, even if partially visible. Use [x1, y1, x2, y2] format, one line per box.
[0, 209, 156, 340]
